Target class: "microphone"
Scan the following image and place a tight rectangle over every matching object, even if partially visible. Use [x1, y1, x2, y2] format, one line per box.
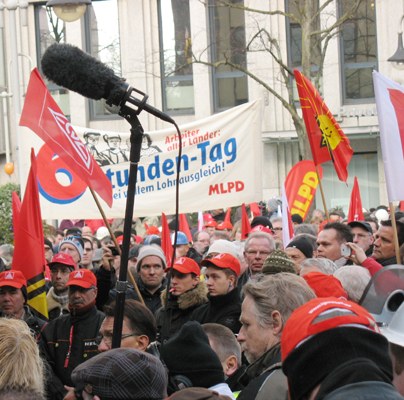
[41, 43, 175, 124]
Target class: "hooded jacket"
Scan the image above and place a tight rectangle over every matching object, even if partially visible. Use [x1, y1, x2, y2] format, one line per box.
[156, 282, 208, 344]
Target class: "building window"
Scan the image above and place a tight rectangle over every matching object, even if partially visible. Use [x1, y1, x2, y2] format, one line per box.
[34, 3, 69, 117]
[339, 0, 377, 103]
[208, 0, 248, 112]
[84, 0, 121, 119]
[158, 0, 194, 115]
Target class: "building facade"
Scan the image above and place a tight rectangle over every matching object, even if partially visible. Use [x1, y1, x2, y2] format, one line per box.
[0, 0, 402, 214]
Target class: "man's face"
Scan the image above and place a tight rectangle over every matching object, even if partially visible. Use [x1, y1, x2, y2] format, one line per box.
[316, 229, 342, 261]
[68, 285, 97, 311]
[372, 225, 395, 260]
[138, 256, 165, 291]
[204, 226, 216, 236]
[193, 231, 210, 255]
[0, 286, 25, 318]
[272, 221, 283, 241]
[50, 265, 71, 294]
[108, 138, 120, 149]
[60, 243, 80, 264]
[175, 244, 189, 258]
[285, 247, 306, 273]
[352, 227, 374, 252]
[98, 316, 141, 352]
[238, 295, 278, 364]
[244, 237, 273, 274]
[44, 244, 53, 263]
[81, 242, 94, 268]
[205, 266, 234, 296]
[170, 270, 198, 296]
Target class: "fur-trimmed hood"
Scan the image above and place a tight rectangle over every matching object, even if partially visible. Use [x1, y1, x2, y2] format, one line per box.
[161, 281, 208, 310]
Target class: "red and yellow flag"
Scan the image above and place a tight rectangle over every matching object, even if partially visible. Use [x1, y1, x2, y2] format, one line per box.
[12, 150, 48, 320]
[294, 70, 353, 182]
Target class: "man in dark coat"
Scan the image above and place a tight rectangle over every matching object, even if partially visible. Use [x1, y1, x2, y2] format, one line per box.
[41, 269, 104, 400]
[191, 253, 241, 333]
[156, 257, 207, 344]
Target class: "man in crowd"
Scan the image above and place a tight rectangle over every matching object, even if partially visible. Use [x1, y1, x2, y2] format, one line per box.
[348, 220, 374, 256]
[41, 269, 104, 400]
[59, 235, 84, 265]
[97, 299, 157, 353]
[188, 230, 211, 264]
[0, 270, 46, 342]
[47, 253, 78, 320]
[80, 237, 95, 269]
[281, 297, 403, 400]
[237, 231, 275, 291]
[44, 238, 54, 264]
[203, 323, 246, 394]
[285, 236, 314, 273]
[156, 257, 207, 344]
[192, 253, 241, 333]
[237, 273, 315, 400]
[316, 222, 353, 267]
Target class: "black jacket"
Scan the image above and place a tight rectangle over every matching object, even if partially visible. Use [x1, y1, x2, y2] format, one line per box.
[40, 306, 104, 400]
[156, 283, 208, 344]
[191, 288, 241, 334]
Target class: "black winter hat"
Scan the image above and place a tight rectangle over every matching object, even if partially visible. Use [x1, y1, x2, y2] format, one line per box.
[250, 216, 272, 229]
[160, 321, 225, 389]
[286, 236, 313, 259]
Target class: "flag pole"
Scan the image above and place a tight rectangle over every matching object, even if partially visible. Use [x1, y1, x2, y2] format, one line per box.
[389, 202, 401, 264]
[89, 187, 145, 306]
[315, 166, 329, 220]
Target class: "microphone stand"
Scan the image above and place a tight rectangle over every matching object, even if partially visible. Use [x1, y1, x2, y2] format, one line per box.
[111, 90, 146, 349]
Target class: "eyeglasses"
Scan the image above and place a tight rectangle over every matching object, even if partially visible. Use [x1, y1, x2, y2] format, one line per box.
[273, 227, 283, 231]
[95, 332, 139, 346]
[245, 250, 271, 257]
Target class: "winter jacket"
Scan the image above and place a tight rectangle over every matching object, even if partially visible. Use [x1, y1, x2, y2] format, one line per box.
[238, 343, 288, 400]
[191, 288, 241, 334]
[40, 306, 104, 400]
[322, 382, 404, 399]
[156, 282, 208, 344]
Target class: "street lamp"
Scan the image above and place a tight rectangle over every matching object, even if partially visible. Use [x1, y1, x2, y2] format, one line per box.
[388, 16, 404, 67]
[46, 0, 91, 22]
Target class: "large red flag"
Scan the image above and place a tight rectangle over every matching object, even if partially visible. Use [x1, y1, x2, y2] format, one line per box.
[19, 68, 112, 207]
[347, 177, 364, 222]
[179, 214, 192, 242]
[241, 203, 251, 240]
[161, 213, 173, 267]
[294, 70, 353, 182]
[12, 149, 48, 319]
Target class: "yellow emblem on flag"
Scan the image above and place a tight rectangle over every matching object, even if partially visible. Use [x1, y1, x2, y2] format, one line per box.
[316, 114, 342, 151]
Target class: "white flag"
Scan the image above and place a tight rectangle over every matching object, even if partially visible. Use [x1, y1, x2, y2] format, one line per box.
[373, 71, 404, 202]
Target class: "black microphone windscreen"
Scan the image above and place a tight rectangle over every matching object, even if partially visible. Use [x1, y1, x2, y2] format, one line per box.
[41, 43, 123, 101]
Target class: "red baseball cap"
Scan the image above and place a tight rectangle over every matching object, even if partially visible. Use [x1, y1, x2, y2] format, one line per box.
[281, 297, 378, 362]
[0, 270, 27, 289]
[250, 225, 273, 235]
[172, 257, 200, 276]
[48, 253, 78, 271]
[201, 253, 241, 276]
[67, 269, 97, 289]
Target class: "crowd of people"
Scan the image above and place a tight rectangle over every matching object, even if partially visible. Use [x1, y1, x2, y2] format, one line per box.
[0, 205, 404, 399]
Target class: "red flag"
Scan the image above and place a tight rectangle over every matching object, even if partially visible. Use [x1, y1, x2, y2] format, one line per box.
[19, 68, 112, 206]
[161, 213, 173, 267]
[179, 214, 192, 242]
[285, 160, 322, 221]
[217, 208, 233, 230]
[400, 201, 404, 211]
[12, 191, 21, 233]
[294, 69, 353, 182]
[347, 177, 364, 222]
[12, 149, 48, 319]
[241, 203, 251, 240]
[250, 202, 261, 217]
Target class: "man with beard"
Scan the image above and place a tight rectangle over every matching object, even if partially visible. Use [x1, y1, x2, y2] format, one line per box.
[41, 269, 104, 400]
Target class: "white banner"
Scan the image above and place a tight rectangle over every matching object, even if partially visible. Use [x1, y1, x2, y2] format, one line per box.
[19, 101, 262, 219]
